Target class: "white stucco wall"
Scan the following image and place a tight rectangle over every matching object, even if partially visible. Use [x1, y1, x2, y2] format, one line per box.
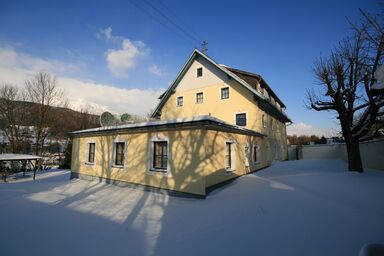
[293, 139, 384, 170]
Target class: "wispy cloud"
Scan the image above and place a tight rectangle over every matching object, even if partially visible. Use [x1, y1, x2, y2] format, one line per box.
[97, 27, 113, 41]
[148, 64, 166, 76]
[98, 27, 150, 78]
[287, 121, 339, 137]
[0, 47, 163, 115]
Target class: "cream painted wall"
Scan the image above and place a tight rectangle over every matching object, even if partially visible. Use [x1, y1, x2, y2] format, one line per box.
[71, 127, 270, 196]
[159, 57, 288, 160]
[72, 129, 208, 195]
[204, 130, 270, 187]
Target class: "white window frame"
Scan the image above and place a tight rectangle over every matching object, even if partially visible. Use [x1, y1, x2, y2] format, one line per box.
[253, 144, 260, 164]
[197, 67, 203, 77]
[176, 96, 183, 107]
[148, 135, 171, 175]
[233, 111, 248, 127]
[224, 140, 236, 172]
[111, 138, 127, 169]
[85, 139, 96, 166]
[220, 87, 230, 100]
[262, 114, 267, 128]
[196, 92, 204, 104]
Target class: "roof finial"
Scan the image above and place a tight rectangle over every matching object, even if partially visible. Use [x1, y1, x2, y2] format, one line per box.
[201, 41, 208, 54]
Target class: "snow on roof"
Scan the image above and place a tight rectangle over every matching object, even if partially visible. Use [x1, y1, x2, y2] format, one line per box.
[0, 154, 42, 161]
[69, 115, 265, 137]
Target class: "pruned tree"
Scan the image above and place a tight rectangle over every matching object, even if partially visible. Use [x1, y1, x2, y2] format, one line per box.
[25, 71, 64, 156]
[307, 9, 384, 172]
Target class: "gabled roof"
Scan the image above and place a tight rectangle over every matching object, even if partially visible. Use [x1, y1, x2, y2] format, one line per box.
[151, 49, 291, 123]
[152, 49, 265, 117]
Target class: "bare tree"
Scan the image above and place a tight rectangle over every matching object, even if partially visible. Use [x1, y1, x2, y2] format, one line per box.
[0, 83, 29, 153]
[307, 10, 384, 172]
[25, 71, 64, 156]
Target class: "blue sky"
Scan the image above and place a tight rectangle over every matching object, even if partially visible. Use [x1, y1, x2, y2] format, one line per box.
[0, 0, 378, 135]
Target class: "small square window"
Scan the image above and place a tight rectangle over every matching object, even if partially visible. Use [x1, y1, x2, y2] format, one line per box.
[221, 87, 229, 99]
[236, 113, 246, 126]
[196, 92, 203, 104]
[197, 67, 203, 77]
[177, 96, 183, 107]
[115, 142, 125, 166]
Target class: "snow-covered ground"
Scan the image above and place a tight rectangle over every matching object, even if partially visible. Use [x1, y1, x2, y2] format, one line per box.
[0, 160, 383, 256]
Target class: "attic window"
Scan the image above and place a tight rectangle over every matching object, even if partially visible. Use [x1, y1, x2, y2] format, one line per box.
[177, 96, 183, 107]
[197, 67, 203, 77]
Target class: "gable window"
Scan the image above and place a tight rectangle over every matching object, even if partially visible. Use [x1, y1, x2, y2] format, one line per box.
[197, 67, 203, 77]
[221, 87, 229, 99]
[262, 114, 266, 128]
[114, 142, 125, 166]
[177, 96, 183, 107]
[196, 92, 204, 104]
[236, 113, 247, 126]
[88, 143, 95, 163]
[153, 141, 168, 170]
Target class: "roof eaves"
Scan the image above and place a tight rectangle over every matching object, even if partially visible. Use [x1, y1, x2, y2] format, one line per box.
[69, 115, 266, 137]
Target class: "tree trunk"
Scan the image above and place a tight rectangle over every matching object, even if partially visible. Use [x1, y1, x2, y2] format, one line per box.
[345, 138, 364, 172]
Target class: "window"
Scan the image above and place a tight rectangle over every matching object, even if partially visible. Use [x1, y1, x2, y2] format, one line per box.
[177, 96, 183, 107]
[253, 145, 259, 163]
[221, 87, 229, 99]
[236, 113, 247, 126]
[88, 143, 95, 163]
[114, 142, 125, 166]
[225, 142, 232, 169]
[196, 92, 203, 104]
[262, 114, 266, 128]
[197, 67, 203, 77]
[153, 141, 168, 170]
[270, 118, 274, 130]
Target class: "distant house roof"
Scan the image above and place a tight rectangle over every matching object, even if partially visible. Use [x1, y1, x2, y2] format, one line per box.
[151, 49, 290, 123]
[69, 115, 265, 137]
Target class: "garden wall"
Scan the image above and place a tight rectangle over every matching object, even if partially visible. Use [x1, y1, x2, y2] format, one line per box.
[288, 139, 384, 170]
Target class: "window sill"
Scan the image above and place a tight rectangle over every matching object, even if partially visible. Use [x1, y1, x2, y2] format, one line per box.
[85, 162, 95, 166]
[150, 169, 168, 173]
[112, 165, 124, 169]
[225, 168, 236, 173]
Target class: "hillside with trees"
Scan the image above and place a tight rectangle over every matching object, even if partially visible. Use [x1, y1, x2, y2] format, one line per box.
[0, 71, 100, 157]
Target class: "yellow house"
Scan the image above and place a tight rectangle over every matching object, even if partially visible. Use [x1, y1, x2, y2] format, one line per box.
[70, 49, 291, 197]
